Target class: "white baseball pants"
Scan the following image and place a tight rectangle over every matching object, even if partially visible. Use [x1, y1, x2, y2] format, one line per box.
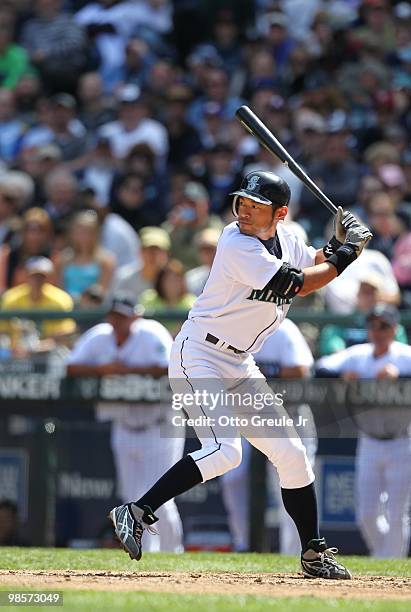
[169, 321, 314, 490]
[356, 435, 411, 558]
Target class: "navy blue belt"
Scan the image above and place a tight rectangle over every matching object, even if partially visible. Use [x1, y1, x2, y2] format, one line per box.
[205, 333, 245, 354]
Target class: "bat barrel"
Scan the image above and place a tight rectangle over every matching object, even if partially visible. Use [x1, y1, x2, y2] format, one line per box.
[236, 106, 338, 215]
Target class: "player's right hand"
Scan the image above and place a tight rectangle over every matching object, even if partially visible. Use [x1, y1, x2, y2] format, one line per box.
[335, 206, 361, 243]
[344, 224, 373, 257]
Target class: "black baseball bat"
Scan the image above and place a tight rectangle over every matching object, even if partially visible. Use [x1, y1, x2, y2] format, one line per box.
[236, 105, 338, 215]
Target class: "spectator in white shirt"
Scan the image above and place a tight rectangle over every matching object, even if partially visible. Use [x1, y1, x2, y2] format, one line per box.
[99, 84, 168, 164]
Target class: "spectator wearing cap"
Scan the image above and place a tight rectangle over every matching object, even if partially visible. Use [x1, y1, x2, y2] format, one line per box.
[320, 273, 407, 355]
[164, 84, 202, 169]
[187, 67, 244, 132]
[0, 256, 76, 353]
[20, 94, 87, 161]
[298, 116, 362, 243]
[140, 259, 196, 336]
[20, 0, 88, 94]
[98, 84, 168, 164]
[58, 210, 114, 302]
[0, 8, 32, 91]
[316, 303, 411, 558]
[0, 88, 27, 163]
[162, 181, 224, 269]
[292, 108, 326, 166]
[185, 227, 221, 297]
[66, 290, 184, 553]
[0, 207, 58, 294]
[112, 226, 170, 300]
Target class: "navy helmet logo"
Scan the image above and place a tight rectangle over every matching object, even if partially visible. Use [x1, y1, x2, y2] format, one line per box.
[246, 175, 260, 192]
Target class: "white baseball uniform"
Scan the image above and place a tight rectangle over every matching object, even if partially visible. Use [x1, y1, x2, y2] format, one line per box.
[317, 342, 411, 558]
[169, 220, 316, 491]
[67, 318, 184, 552]
[220, 319, 317, 553]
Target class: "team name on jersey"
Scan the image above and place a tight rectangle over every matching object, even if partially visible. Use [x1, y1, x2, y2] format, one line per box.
[247, 287, 292, 306]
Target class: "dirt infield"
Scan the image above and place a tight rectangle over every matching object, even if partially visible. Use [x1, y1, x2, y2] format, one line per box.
[1, 570, 410, 600]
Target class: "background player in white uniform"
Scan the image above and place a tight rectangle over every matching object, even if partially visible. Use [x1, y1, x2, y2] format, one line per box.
[221, 318, 316, 553]
[110, 171, 372, 578]
[67, 293, 184, 552]
[317, 304, 411, 558]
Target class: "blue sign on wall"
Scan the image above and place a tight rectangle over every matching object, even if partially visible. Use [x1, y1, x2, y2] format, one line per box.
[317, 456, 356, 528]
[0, 449, 29, 520]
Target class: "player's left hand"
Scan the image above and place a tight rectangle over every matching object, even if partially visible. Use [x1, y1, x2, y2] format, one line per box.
[376, 364, 400, 379]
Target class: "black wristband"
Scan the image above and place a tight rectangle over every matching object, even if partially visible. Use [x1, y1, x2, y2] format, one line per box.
[327, 243, 357, 275]
[323, 235, 343, 258]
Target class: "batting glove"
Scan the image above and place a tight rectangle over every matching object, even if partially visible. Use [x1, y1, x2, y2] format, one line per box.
[327, 224, 373, 275]
[344, 224, 373, 257]
[323, 207, 362, 258]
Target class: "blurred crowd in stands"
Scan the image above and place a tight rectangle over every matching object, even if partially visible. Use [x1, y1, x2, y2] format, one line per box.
[1, 0, 411, 357]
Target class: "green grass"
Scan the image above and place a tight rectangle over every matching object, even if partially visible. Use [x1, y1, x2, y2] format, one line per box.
[0, 549, 410, 611]
[0, 592, 409, 612]
[0, 548, 410, 576]
[21, 592, 411, 612]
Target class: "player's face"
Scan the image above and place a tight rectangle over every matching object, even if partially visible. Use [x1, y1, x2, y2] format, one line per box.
[237, 197, 283, 238]
[107, 312, 134, 343]
[367, 318, 396, 346]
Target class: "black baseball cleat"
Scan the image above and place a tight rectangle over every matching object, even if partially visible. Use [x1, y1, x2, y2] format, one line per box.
[301, 538, 352, 579]
[108, 503, 158, 561]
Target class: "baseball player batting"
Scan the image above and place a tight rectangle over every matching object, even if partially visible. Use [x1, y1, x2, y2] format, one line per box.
[110, 170, 372, 579]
